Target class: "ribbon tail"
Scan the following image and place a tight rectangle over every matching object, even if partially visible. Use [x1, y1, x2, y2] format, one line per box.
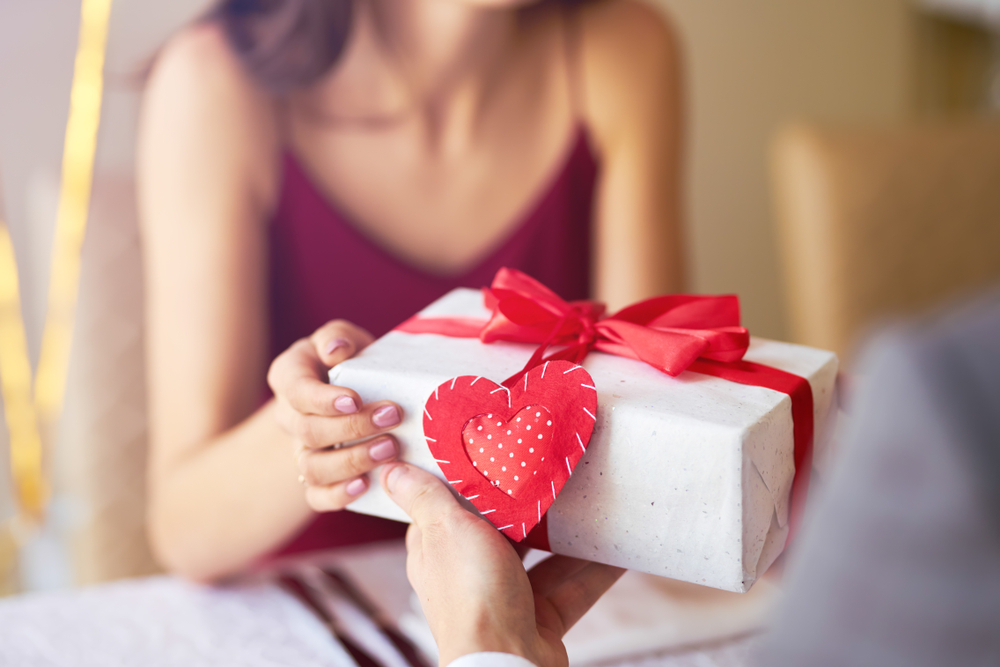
[394, 316, 489, 338]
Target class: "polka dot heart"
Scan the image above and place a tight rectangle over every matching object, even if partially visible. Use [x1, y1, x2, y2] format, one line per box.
[424, 360, 598, 542]
[462, 406, 551, 498]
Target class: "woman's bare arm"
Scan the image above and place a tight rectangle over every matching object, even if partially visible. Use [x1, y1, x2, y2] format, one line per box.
[580, 0, 685, 309]
[138, 25, 310, 580]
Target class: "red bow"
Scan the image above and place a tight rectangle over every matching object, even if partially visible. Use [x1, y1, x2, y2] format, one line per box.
[478, 268, 750, 378]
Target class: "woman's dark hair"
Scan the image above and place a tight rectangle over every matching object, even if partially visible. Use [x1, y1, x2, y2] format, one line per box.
[213, 0, 591, 94]
[212, 0, 354, 94]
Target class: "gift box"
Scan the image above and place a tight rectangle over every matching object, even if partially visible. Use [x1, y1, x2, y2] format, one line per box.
[331, 277, 838, 593]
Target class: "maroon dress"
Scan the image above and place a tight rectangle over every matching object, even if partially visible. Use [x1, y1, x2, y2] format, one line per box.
[268, 127, 598, 555]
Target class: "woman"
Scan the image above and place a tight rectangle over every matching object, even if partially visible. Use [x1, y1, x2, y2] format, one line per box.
[138, 0, 682, 581]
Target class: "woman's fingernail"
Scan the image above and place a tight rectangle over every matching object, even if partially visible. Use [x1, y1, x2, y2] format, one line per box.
[334, 395, 359, 414]
[372, 405, 400, 428]
[345, 478, 368, 497]
[325, 338, 350, 356]
[368, 438, 397, 462]
[385, 465, 407, 494]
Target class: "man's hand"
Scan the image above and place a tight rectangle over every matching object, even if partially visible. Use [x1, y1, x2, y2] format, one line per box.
[381, 463, 624, 667]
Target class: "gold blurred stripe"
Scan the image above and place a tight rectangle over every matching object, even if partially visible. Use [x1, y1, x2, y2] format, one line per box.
[35, 0, 113, 422]
[0, 224, 46, 520]
[0, 0, 113, 589]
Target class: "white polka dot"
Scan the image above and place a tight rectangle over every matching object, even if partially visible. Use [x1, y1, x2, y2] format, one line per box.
[484, 470, 489, 476]
[473, 461, 477, 467]
[507, 489, 512, 495]
[506, 430, 512, 435]
[536, 412, 541, 417]
[541, 457, 545, 461]
[529, 448, 534, 453]
[514, 475, 519, 481]
[469, 439, 474, 444]
[521, 462, 526, 467]
[516, 417, 521, 422]
[479, 448, 484, 453]
[538, 434, 543, 439]
[498, 443, 503, 449]
[547, 420, 552, 426]
[487, 414, 492, 418]
[502, 466, 507, 472]
[490, 457, 495, 462]
[526, 425, 531, 431]
[477, 426, 482, 431]
[496, 422, 502, 426]
[509, 452, 514, 458]
[534, 471, 537, 475]
[487, 434, 492, 440]
[518, 439, 522, 444]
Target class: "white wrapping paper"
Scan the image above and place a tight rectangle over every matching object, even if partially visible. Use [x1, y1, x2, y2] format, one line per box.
[330, 289, 838, 592]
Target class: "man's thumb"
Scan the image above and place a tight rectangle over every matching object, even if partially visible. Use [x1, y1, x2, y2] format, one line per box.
[381, 463, 461, 527]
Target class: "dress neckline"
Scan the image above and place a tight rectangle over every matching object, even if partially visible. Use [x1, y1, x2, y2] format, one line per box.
[280, 125, 594, 283]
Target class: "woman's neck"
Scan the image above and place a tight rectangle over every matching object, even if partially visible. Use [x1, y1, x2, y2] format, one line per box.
[303, 0, 525, 155]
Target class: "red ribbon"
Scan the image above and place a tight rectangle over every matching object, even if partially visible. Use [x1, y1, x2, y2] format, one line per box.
[396, 268, 813, 550]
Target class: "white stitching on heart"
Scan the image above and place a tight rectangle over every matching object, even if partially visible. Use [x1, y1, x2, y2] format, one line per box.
[424, 407, 433, 420]
[576, 432, 585, 452]
[490, 385, 511, 407]
[582, 406, 596, 421]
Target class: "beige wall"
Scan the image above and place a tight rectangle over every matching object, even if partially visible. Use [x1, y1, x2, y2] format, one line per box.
[655, 0, 917, 338]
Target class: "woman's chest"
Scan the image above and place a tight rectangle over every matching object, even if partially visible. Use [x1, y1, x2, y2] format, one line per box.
[285, 98, 577, 275]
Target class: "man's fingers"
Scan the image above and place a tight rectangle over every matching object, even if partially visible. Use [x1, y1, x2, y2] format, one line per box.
[527, 555, 591, 596]
[381, 463, 463, 528]
[534, 562, 626, 637]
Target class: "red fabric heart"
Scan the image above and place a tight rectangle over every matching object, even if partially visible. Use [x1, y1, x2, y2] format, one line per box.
[424, 360, 597, 541]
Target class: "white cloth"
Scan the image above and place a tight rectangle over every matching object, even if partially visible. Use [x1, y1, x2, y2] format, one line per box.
[447, 652, 538, 667]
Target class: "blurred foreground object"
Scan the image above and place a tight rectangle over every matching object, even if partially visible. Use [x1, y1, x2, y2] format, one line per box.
[758, 288, 1000, 666]
[772, 118, 1000, 361]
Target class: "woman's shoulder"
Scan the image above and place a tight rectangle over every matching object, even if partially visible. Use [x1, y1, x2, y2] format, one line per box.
[140, 22, 282, 206]
[574, 0, 682, 148]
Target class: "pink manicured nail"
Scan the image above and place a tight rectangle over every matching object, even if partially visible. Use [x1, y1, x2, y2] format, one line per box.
[334, 395, 359, 414]
[345, 478, 367, 496]
[372, 405, 400, 428]
[325, 338, 350, 356]
[368, 438, 397, 462]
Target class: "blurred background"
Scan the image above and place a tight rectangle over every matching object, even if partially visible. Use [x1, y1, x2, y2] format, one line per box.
[1, 0, 999, 594]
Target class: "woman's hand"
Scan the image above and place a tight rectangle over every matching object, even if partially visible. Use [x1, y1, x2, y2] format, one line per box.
[381, 463, 624, 667]
[268, 320, 404, 511]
